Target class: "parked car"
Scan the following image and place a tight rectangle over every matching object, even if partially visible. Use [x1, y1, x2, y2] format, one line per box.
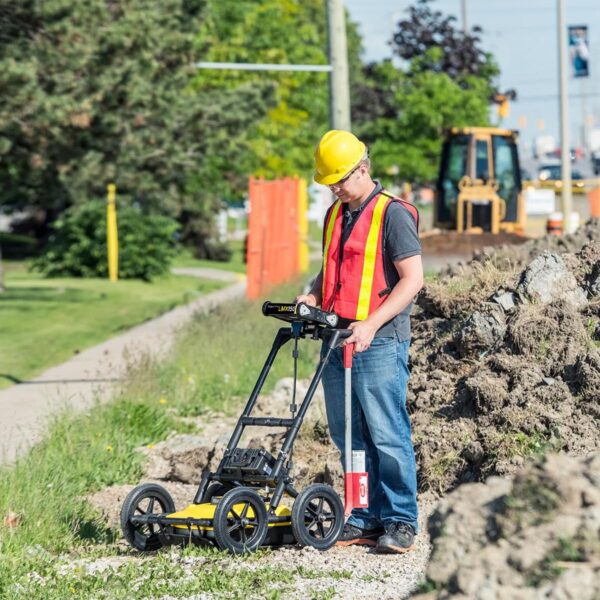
[538, 163, 585, 193]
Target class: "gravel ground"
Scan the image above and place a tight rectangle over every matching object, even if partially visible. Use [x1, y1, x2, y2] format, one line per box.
[247, 501, 433, 600]
[76, 495, 433, 600]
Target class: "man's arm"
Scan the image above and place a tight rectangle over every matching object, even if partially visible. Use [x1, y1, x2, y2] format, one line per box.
[295, 268, 323, 307]
[344, 254, 423, 352]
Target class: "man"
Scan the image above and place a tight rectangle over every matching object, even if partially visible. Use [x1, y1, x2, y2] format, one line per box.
[296, 130, 423, 554]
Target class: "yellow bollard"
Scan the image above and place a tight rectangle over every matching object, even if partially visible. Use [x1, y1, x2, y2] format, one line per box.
[297, 177, 309, 273]
[106, 183, 119, 282]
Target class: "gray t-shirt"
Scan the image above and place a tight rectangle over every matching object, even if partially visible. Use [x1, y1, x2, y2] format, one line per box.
[334, 181, 421, 340]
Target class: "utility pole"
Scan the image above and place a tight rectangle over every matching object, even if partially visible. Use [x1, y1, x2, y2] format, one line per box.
[461, 0, 468, 33]
[327, 0, 351, 131]
[558, 0, 572, 233]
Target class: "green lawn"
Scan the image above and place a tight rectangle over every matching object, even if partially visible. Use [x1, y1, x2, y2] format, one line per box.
[0, 261, 224, 387]
[0, 278, 322, 598]
[172, 240, 247, 273]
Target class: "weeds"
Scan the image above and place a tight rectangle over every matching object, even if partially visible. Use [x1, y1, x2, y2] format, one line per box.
[423, 259, 519, 318]
[501, 431, 561, 461]
[125, 285, 319, 417]
[0, 279, 325, 596]
[2, 550, 298, 599]
[424, 450, 466, 494]
[526, 538, 585, 587]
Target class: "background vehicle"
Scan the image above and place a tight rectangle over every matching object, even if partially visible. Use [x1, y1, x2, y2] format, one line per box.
[537, 162, 586, 193]
[592, 150, 600, 176]
[435, 127, 525, 234]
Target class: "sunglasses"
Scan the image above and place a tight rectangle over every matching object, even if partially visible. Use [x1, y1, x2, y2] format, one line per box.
[329, 164, 360, 188]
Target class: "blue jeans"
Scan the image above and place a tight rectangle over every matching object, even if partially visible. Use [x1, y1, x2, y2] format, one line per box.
[321, 335, 418, 532]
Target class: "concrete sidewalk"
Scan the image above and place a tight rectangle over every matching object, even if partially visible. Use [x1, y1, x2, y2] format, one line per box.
[0, 269, 245, 465]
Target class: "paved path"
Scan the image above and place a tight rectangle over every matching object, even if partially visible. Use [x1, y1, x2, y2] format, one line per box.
[0, 269, 246, 465]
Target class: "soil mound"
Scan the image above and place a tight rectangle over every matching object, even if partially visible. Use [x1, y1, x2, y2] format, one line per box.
[411, 452, 600, 599]
[410, 220, 600, 494]
[88, 222, 600, 522]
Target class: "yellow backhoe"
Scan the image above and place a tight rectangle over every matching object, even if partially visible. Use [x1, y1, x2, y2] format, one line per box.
[435, 127, 526, 234]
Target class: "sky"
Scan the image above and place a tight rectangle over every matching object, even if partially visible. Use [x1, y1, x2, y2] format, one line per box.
[344, 0, 600, 156]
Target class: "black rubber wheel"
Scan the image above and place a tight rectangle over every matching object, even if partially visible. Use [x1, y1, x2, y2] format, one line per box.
[201, 481, 233, 503]
[213, 487, 268, 554]
[291, 483, 344, 550]
[120, 483, 175, 551]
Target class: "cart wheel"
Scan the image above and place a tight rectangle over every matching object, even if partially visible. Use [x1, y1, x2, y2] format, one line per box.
[291, 484, 344, 550]
[120, 483, 175, 551]
[213, 487, 268, 554]
[201, 482, 232, 503]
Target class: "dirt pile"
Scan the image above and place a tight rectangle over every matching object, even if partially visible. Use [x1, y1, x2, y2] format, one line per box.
[411, 452, 600, 599]
[144, 377, 339, 488]
[410, 220, 600, 494]
[88, 221, 600, 522]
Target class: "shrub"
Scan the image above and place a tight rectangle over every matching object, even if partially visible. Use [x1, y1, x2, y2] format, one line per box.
[33, 202, 178, 280]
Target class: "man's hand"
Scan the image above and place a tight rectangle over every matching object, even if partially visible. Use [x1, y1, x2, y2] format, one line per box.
[295, 293, 318, 307]
[345, 319, 377, 354]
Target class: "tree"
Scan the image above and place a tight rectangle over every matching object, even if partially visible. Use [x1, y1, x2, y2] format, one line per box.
[33, 202, 179, 280]
[195, 0, 363, 179]
[0, 0, 275, 251]
[351, 0, 498, 185]
[392, 0, 498, 85]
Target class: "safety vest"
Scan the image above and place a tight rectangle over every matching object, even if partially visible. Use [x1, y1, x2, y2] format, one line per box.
[321, 191, 418, 321]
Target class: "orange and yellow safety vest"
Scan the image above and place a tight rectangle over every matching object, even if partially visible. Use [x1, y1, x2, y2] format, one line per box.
[321, 191, 418, 321]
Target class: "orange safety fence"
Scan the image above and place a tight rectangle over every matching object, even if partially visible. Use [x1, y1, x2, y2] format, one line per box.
[589, 186, 600, 218]
[246, 177, 305, 300]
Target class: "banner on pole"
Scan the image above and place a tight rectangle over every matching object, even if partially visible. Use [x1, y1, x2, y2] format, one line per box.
[569, 25, 589, 78]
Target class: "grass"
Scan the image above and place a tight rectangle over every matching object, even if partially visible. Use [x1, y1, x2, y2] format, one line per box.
[0, 261, 224, 388]
[1, 543, 352, 599]
[424, 450, 465, 494]
[125, 280, 320, 417]
[3, 547, 298, 599]
[172, 240, 246, 274]
[0, 277, 324, 596]
[500, 472, 562, 530]
[424, 259, 519, 317]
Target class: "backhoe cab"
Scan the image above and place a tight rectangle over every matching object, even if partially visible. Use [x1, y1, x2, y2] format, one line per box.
[435, 127, 526, 234]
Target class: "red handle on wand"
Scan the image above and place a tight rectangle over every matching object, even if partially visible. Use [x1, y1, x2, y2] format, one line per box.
[343, 343, 353, 369]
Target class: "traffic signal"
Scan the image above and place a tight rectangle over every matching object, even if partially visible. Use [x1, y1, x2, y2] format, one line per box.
[492, 89, 517, 120]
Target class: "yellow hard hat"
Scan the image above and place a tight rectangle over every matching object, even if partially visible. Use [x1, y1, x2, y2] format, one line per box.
[314, 130, 366, 185]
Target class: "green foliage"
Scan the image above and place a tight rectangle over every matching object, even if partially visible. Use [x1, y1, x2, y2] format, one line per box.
[352, 1, 498, 184]
[32, 201, 178, 280]
[358, 64, 492, 184]
[0, 0, 274, 246]
[0, 397, 178, 562]
[0, 261, 222, 386]
[195, 0, 363, 179]
[391, 0, 499, 84]
[126, 281, 319, 416]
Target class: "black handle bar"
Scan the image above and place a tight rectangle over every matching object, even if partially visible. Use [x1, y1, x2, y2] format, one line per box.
[262, 301, 340, 328]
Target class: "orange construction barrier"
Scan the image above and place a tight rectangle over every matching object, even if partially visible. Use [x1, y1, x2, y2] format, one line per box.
[246, 177, 303, 299]
[589, 186, 600, 218]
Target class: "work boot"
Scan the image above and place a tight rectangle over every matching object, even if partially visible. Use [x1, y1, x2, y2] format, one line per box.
[336, 523, 384, 547]
[376, 522, 416, 554]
